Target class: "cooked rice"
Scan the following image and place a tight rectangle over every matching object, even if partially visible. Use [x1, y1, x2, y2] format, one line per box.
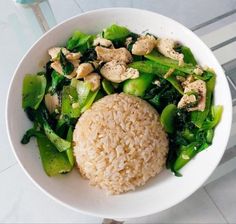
[73, 93, 169, 194]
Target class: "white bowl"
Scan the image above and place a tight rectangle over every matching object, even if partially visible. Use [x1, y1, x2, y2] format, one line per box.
[6, 8, 232, 219]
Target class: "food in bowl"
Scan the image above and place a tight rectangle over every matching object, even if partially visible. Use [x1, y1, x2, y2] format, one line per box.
[21, 24, 222, 194]
[73, 93, 168, 194]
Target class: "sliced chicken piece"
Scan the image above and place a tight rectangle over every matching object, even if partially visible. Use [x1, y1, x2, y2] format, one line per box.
[100, 60, 139, 83]
[122, 68, 139, 80]
[84, 73, 101, 91]
[193, 65, 204, 75]
[76, 63, 94, 79]
[50, 61, 63, 74]
[156, 38, 184, 66]
[48, 47, 81, 61]
[100, 61, 127, 83]
[66, 52, 81, 60]
[181, 75, 195, 88]
[132, 35, 156, 55]
[44, 93, 59, 114]
[95, 46, 132, 63]
[48, 47, 69, 61]
[93, 37, 114, 48]
[51, 60, 79, 79]
[178, 79, 206, 111]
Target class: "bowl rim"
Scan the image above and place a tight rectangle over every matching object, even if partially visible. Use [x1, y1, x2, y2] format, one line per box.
[6, 7, 233, 219]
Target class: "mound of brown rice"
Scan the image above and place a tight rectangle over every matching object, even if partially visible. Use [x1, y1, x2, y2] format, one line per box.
[73, 93, 169, 194]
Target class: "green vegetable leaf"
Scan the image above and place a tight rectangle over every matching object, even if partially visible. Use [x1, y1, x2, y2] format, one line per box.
[66, 30, 94, 53]
[66, 126, 75, 167]
[77, 81, 91, 107]
[102, 79, 115, 95]
[172, 142, 200, 172]
[160, 104, 177, 134]
[59, 50, 74, 76]
[21, 128, 44, 144]
[177, 46, 197, 65]
[43, 120, 71, 152]
[191, 73, 216, 128]
[81, 89, 99, 113]
[145, 51, 195, 74]
[36, 135, 72, 176]
[129, 61, 184, 95]
[62, 85, 81, 118]
[49, 70, 64, 94]
[22, 74, 46, 110]
[201, 105, 223, 130]
[103, 24, 130, 41]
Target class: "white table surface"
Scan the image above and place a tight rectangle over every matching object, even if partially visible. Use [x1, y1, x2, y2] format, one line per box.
[1, 0, 236, 223]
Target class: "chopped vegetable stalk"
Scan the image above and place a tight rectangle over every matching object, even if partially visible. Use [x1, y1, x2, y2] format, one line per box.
[81, 89, 99, 113]
[102, 79, 115, 95]
[62, 86, 81, 118]
[179, 46, 197, 65]
[103, 24, 130, 41]
[129, 61, 184, 94]
[43, 119, 71, 152]
[36, 135, 72, 176]
[66, 127, 75, 167]
[201, 105, 223, 130]
[22, 74, 46, 110]
[160, 104, 177, 133]
[191, 73, 216, 128]
[129, 60, 185, 77]
[123, 73, 155, 97]
[173, 142, 199, 172]
[145, 50, 195, 74]
[166, 76, 184, 95]
[21, 127, 44, 144]
[206, 129, 214, 144]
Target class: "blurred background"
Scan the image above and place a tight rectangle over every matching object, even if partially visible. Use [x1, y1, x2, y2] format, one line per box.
[1, 0, 236, 223]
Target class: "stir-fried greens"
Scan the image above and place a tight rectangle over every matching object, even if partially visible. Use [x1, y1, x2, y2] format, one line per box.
[22, 24, 222, 177]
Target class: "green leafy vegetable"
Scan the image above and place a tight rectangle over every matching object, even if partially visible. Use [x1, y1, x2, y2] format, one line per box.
[129, 60, 185, 77]
[81, 89, 99, 113]
[50, 70, 64, 93]
[36, 135, 72, 176]
[160, 104, 177, 133]
[66, 126, 75, 167]
[43, 118, 71, 152]
[123, 73, 155, 97]
[206, 129, 214, 144]
[191, 73, 216, 128]
[66, 30, 94, 53]
[61, 85, 80, 118]
[201, 105, 223, 130]
[102, 79, 115, 95]
[21, 127, 43, 144]
[77, 81, 91, 107]
[103, 24, 130, 41]
[172, 142, 199, 172]
[178, 46, 197, 65]
[129, 60, 184, 94]
[59, 50, 74, 76]
[22, 74, 46, 109]
[145, 51, 195, 74]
